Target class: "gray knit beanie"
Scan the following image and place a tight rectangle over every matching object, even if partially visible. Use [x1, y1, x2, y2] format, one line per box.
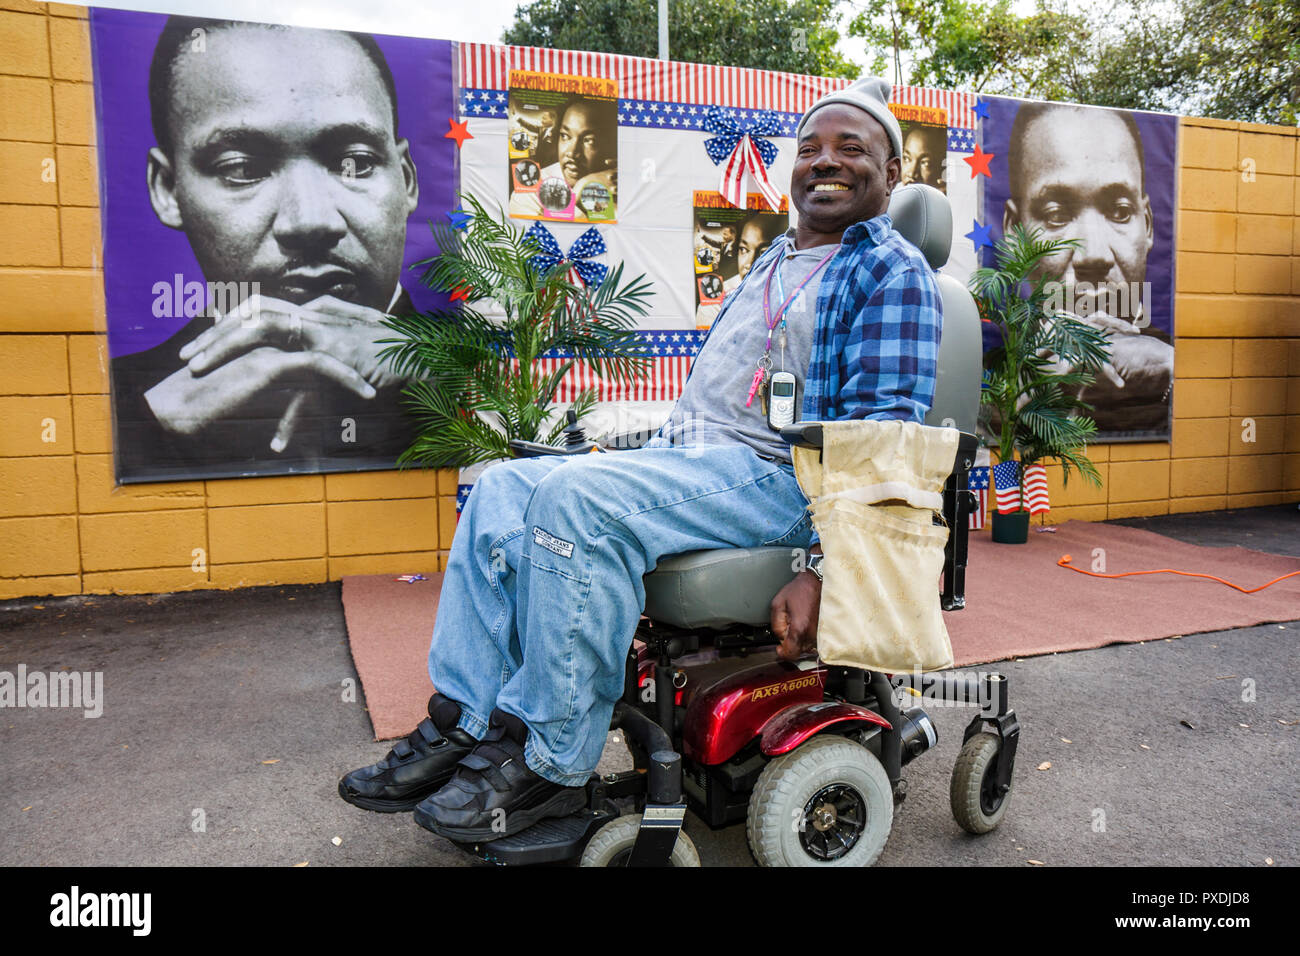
[795, 77, 902, 160]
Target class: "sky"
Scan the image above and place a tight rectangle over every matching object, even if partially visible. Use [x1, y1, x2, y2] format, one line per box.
[63, 0, 880, 69]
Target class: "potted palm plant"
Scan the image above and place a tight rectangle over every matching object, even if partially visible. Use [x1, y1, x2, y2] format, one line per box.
[971, 225, 1111, 543]
[379, 195, 653, 466]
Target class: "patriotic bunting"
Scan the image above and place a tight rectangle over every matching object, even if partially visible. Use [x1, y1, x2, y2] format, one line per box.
[992, 460, 1023, 514]
[992, 460, 1051, 515]
[968, 465, 990, 529]
[525, 223, 608, 288]
[1022, 463, 1050, 514]
[455, 42, 980, 498]
[702, 107, 784, 210]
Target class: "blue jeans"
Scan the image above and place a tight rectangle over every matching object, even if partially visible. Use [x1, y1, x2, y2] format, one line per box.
[427, 440, 814, 786]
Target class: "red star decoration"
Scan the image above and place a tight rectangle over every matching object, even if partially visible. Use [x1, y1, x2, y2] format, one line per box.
[445, 118, 473, 149]
[964, 143, 994, 178]
[449, 284, 472, 302]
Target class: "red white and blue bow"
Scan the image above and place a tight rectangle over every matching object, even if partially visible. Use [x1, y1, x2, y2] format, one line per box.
[525, 223, 608, 288]
[703, 107, 784, 210]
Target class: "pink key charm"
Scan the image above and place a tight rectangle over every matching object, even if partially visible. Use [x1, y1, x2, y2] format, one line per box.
[745, 364, 766, 408]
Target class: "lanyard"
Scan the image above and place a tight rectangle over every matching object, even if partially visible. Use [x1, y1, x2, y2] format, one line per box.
[761, 241, 837, 350]
[745, 241, 837, 408]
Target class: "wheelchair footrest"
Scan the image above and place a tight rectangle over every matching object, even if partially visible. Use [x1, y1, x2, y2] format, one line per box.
[455, 808, 618, 866]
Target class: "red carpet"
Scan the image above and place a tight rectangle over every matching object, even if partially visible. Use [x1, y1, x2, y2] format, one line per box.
[947, 521, 1300, 665]
[340, 573, 439, 741]
[342, 521, 1300, 739]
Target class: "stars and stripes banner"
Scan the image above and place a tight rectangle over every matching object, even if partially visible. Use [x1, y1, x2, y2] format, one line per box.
[454, 42, 979, 496]
[992, 460, 1051, 515]
[460, 44, 848, 112]
[457, 42, 977, 413]
[992, 460, 1023, 514]
[1022, 463, 1051, 515]
[968, 465, 990, 529]
[510, 329, 705, 403]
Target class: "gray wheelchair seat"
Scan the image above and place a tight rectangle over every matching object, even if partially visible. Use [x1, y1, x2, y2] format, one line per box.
[643, 547, 797, 629]
[641, 184, 978, 631]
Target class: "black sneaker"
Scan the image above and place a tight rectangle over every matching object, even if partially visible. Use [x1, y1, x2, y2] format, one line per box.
[338, 694, 478, 812]
[413, 708, 587, 841]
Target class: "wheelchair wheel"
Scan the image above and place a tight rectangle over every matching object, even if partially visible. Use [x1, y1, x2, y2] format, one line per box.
[578, 815, 701, 867]
[746, 736, 892, 867]
[950, 732, 1011, 834]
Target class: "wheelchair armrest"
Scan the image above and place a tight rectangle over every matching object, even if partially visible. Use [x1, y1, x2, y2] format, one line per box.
[507, 439, 602, 459]
[600, 429, 654, 451]
[779, 422, 824, 448]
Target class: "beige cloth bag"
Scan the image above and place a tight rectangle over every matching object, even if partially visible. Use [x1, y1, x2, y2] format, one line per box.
[792, 419, 958, 672]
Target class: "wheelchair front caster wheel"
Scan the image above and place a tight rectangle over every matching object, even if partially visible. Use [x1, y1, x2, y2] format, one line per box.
[950, 732, 1011, 834]
[578, 815, 701, 867]
[746, 736, 893, 867]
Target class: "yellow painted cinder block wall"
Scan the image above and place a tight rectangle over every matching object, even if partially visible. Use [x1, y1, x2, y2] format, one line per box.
[0, 3, 1297, 598]
[1045, 117, 1300, 523]
[0, 2, 458, 599]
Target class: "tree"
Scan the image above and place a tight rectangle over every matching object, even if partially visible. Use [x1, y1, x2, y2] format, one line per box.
[847, 0, 1089, 97]
[846, 0, 1296, 126]
[1158, 0, 1297, 126]
[1053, 1, 1201, 115]
[503, 0, 860, 78]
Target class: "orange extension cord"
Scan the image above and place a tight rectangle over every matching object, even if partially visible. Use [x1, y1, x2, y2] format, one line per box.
[1057, 554, 1300, 595]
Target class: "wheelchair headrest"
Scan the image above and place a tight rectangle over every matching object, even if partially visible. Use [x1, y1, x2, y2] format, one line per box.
[888, 183, 952, 270]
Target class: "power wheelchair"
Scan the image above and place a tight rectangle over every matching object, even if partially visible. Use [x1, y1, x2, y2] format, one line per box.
[454, 184, 1020, 867]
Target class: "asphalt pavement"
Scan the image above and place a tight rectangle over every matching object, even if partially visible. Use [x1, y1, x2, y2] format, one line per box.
[1, 505, 1296, 867]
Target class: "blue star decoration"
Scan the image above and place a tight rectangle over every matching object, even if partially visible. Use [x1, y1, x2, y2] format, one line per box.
[971, 99, 990, 122]
[966, 220, 995, 251]
[446, 209, 472, 231]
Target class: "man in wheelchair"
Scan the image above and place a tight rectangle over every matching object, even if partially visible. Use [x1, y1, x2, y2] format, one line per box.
[339, 77, 943, 844]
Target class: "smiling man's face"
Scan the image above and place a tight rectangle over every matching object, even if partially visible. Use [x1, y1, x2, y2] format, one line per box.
[791, 104, 899, 247]
[148, 25, 418, 311]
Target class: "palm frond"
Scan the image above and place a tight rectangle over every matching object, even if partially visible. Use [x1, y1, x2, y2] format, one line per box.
[974, 223, 1106, 484]
[383, 197, 657, 466]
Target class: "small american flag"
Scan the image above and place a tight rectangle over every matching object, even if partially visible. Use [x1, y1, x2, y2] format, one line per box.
[967, 466, 990, 529]
[992, 460, 1023, 514]
[1023, 462, 1050, 515]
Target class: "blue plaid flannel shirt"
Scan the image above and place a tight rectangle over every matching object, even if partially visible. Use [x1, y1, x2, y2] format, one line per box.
[684, 212, 942, 545]
[762, 212, 942, 423]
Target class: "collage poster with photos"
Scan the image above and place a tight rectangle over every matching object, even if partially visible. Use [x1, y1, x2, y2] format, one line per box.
[506, 71, 619, 224]
[691, 191, 790, 330]
[892, 103, 949, 193]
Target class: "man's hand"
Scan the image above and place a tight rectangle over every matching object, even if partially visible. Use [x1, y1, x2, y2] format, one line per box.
[178, 294, 405, 389]
[144, 346, 376, 441]
[772, 547, 822, 662]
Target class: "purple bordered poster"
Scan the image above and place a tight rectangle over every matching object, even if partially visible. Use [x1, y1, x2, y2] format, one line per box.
[981, 96, 1177, 442]
[90, 9, 456, 482]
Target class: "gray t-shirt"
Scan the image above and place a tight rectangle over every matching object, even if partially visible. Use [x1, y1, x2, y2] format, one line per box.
[658, 233, 838, 463]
